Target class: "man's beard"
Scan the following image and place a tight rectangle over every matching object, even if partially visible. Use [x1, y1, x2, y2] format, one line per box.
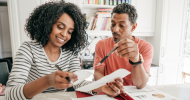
[112, 32, 120, 43]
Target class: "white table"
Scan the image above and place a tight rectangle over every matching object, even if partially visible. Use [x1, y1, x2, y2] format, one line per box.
[153, 83, 190, 100]
[0, 83, 189, 100]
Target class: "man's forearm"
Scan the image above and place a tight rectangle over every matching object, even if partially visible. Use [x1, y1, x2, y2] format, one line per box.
[94, 71, 104, 81]
[131, 64, 149, 89]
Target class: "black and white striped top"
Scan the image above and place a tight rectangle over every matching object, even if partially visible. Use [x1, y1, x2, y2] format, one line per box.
[5, 41, 95, 100]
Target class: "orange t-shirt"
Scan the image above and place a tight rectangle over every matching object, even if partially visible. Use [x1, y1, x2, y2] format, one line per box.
[93, 36, 153, 86]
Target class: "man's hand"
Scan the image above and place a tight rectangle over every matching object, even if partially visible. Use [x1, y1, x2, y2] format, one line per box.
[114, 38, 139, 62]
[101, 77, 125, 97]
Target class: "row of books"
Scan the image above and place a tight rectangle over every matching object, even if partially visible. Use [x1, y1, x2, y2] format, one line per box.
[86, 9, 112, 31]
[83, 0, 129, 5]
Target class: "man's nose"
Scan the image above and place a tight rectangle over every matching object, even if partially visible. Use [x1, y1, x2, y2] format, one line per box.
[113, 25, 119, 33]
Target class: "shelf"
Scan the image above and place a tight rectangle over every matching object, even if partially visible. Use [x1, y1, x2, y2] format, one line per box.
[86, 30, 154, 37]
[82, 4, 115, 9]
[86, 30, 112, 36]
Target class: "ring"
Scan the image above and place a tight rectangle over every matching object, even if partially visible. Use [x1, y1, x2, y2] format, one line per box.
[117, 90, 120, 94]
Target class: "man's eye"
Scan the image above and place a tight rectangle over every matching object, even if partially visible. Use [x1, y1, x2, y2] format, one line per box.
[111, 24, 116, 27]
[120, 25, 124, 27]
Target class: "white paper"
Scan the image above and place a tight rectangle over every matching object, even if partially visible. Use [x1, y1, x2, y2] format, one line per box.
[73, 70, 92, 85]
[72, 95, 117, 100]
[124, 85, 155, 93]
[127, 90, 182, 100]
[76, 69, 130, 92]
[124, 86, 182, 100]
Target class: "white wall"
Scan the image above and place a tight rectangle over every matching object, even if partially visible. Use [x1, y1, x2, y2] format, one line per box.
[0, 6, 12, 58]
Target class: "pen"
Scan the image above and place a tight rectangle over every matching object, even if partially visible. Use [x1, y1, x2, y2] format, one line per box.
[96, 47, 118, 67]
[55, 65, 74, 84]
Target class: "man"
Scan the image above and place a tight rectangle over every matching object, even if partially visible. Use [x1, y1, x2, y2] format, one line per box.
[93, 3, 153, 93]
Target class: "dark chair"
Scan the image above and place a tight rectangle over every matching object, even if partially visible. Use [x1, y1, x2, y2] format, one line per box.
[0, 62, 9, 86]
[0, 58, 12, 72]
[3, 57, 13, 64]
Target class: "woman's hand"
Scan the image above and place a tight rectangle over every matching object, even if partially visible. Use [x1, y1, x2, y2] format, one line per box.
[46, 71, 78, 89]
[102, 77, 125, 97]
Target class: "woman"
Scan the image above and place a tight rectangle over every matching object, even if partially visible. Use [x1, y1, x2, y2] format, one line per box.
[5, 1, 124, 100]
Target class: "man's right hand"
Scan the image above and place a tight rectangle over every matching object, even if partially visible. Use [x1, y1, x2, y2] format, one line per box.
[46, 71, 78, 89]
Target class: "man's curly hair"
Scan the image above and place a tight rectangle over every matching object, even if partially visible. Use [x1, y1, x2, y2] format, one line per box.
[25, 1, 88, 56]
[111, 3, 138, 25]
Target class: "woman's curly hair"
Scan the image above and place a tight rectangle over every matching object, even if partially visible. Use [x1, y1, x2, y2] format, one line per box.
[111, 3, 138, 25]
[25, 1, 88, 56]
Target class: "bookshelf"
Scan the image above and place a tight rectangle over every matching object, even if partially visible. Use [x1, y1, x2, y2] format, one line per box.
[82, 4, 115, 9]
[81, 0, 156, 37]
[86, 30, 112, 36]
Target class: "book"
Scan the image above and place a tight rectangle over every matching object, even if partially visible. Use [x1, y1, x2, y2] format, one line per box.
[105, 0, 109, 5]
[98, 0, 101, 5]
[118, 0, 121, 4]
[122, 0, 125, 3]
[95, 17, 103, 30]
[101, 18, 107, 30]
[88, 17, 95, 30]
[96, 12, 110, 14]
[98, 9, 113, 12]
[103, 17, 109, 30]
[92, 16, 98, 30]
[92, 0, 95, 4]
[105, 18, 111, 31]
[95, 0, 98, 4]
[113, 0, 117, 5]
[89, 0, 92, 4]
[109, 0, 113, 5]
[101, 0, 104, 5]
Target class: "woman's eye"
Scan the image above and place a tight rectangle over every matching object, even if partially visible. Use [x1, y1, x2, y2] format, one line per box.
[68, 30, 73, 34]
[57, 25, 64, 29]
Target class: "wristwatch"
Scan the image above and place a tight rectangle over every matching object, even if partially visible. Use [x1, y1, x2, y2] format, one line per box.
[129, 54, 144, 65]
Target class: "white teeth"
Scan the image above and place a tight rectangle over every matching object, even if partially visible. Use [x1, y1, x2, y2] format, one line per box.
[57, 37, 64, 41]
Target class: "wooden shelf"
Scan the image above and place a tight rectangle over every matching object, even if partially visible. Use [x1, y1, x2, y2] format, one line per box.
[86, 30, 154, 37]
[82, 4, 115, 9]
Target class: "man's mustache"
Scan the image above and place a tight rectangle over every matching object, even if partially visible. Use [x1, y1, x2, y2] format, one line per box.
[112, 32, 120, 37]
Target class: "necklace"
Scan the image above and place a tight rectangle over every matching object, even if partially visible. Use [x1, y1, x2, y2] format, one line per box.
[45, 49, 60, 62]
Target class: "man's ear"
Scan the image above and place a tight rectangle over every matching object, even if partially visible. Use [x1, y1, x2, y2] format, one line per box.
[131, 23, 137, 32]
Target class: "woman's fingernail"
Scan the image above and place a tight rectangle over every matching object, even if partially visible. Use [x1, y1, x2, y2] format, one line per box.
[109, 83, 112, 85]
[106, 83, 108, 85]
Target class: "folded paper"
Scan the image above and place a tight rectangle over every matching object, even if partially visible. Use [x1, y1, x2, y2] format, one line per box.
[73, 70, 92, 85]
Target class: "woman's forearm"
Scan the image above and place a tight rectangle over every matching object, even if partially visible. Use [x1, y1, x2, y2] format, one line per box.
[23, 75, 50, 99]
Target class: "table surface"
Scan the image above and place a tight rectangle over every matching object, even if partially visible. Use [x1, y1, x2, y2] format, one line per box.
[0, 83, 189, 100]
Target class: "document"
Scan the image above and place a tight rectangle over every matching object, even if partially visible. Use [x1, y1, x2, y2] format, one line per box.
[76, 69, 130, 92]
[72, 95, 117, 100]
[73, 70, 92, 85]
[124, 86, 182, 100]
[124, 85, 155, 93]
